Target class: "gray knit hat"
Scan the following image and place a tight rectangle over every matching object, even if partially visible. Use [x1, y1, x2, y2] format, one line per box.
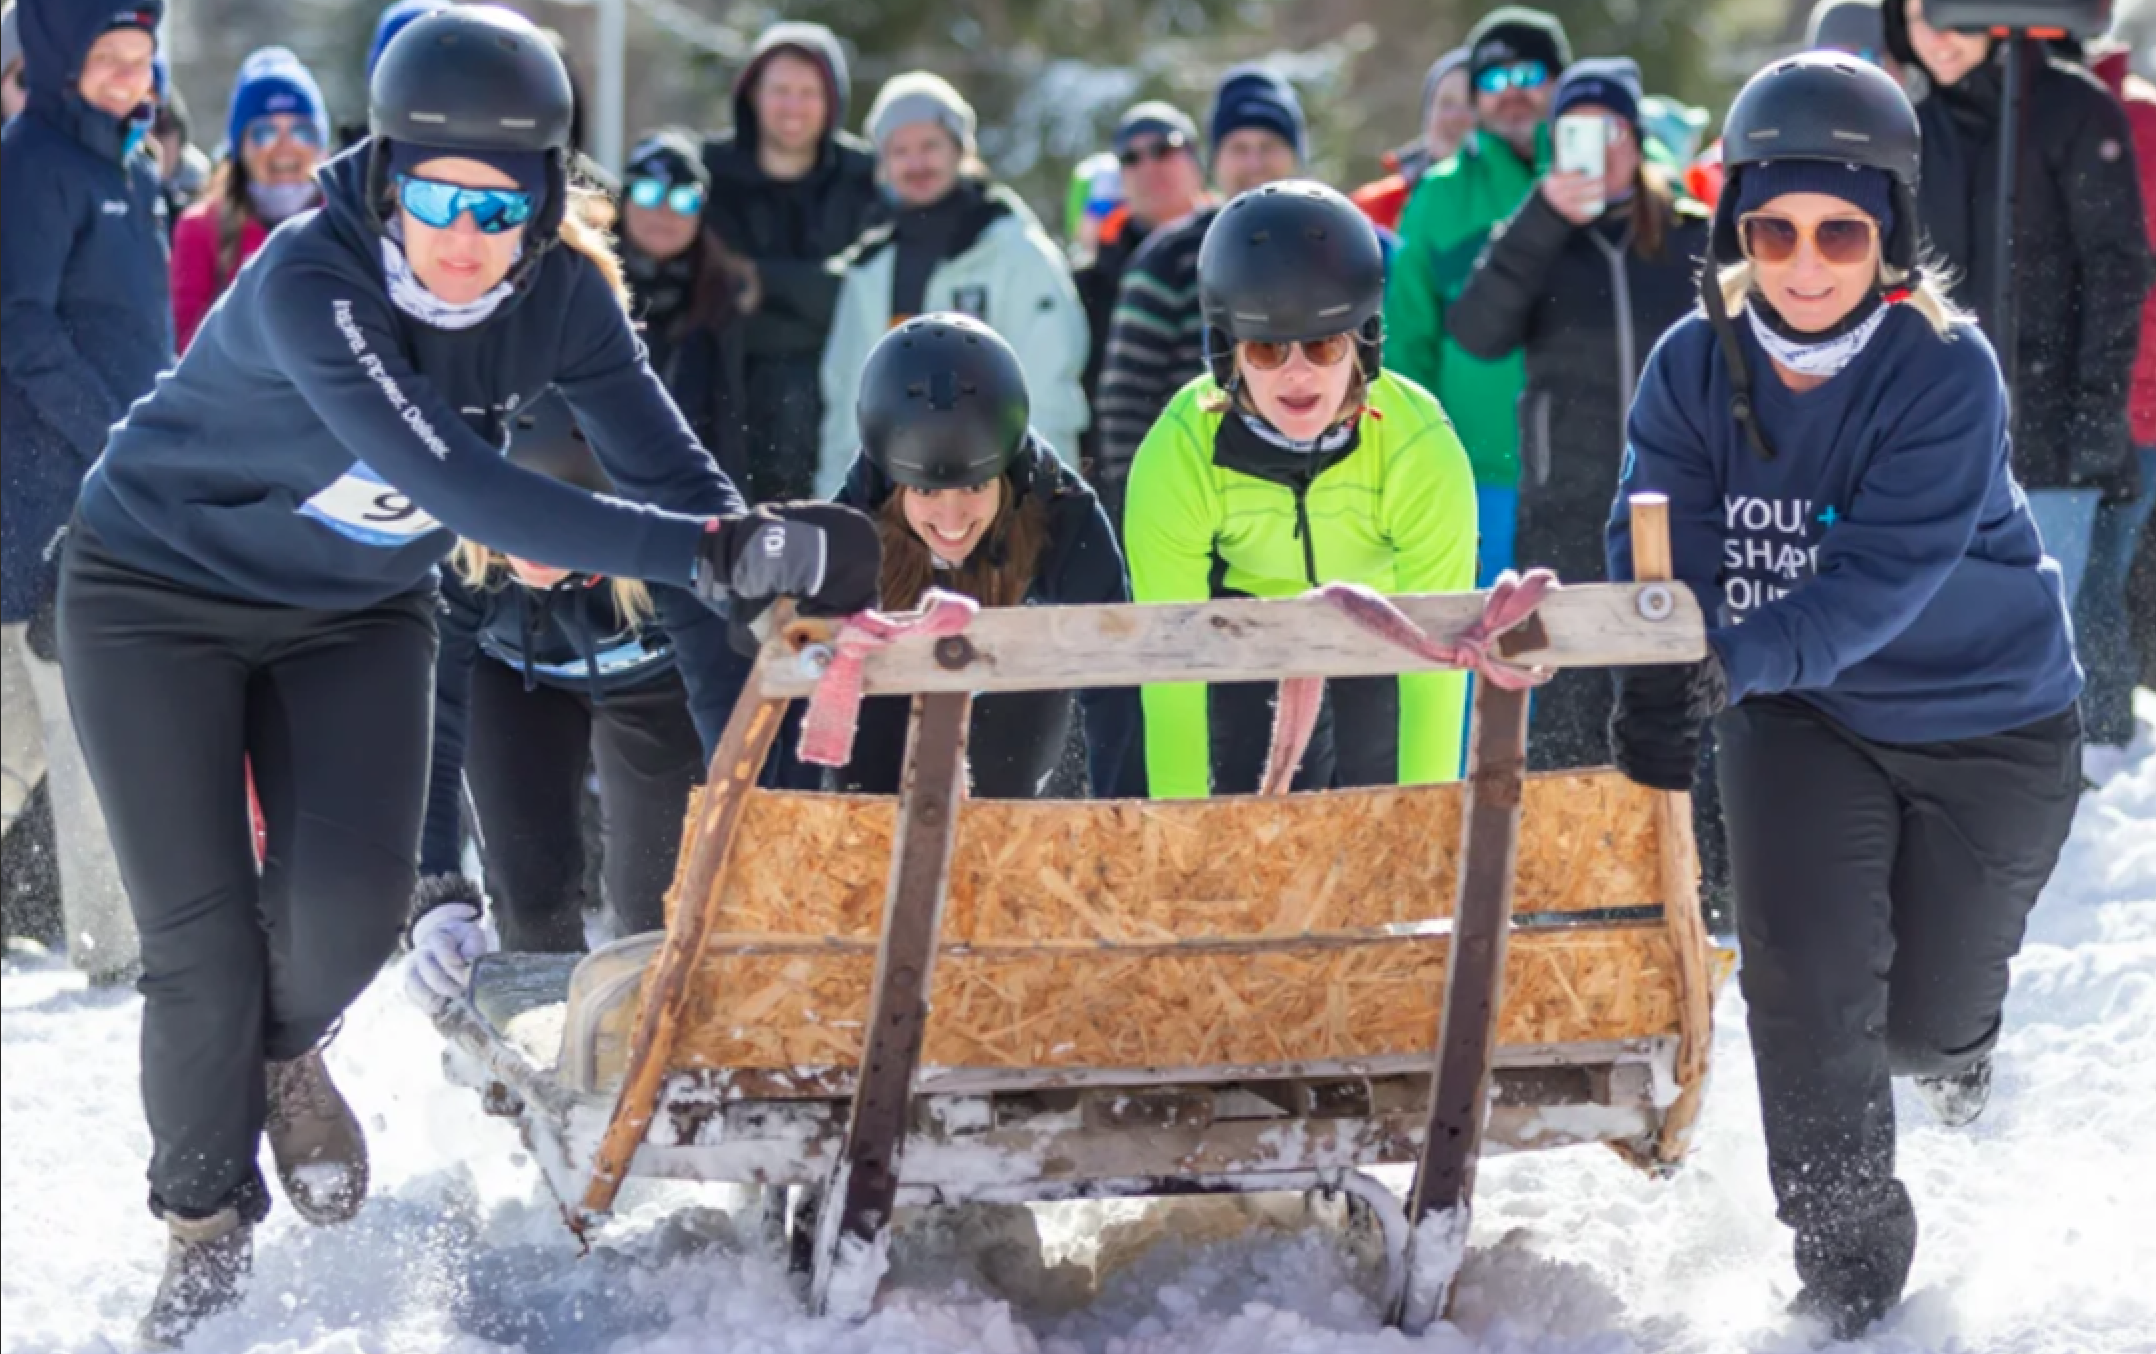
[866, 70, 976, 154]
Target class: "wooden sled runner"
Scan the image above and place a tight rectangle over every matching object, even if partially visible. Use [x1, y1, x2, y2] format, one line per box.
[436, 496, 1723, 1330]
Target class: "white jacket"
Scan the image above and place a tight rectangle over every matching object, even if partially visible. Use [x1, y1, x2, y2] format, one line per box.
[817, 184, 1090, 497]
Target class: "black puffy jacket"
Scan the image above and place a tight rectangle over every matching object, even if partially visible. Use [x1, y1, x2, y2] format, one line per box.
[1883, 13, 2153, 498]
[1449, 185, 1709, 772]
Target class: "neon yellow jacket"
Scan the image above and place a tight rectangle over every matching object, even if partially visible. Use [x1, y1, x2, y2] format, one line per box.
[1125, 371, 1479, 797]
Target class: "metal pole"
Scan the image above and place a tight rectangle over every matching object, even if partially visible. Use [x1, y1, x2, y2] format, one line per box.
[1991, 35, 2025, 399]
[595, 0, 627, 175]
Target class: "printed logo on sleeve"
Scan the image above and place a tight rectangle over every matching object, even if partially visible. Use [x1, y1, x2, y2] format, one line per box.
[299, 460, 442, 548]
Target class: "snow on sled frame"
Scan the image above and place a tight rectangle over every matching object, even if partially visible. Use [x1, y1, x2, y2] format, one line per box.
[436, 495, 1720, 1332]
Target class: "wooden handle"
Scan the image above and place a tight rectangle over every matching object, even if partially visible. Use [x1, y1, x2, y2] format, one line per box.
[1628, 493, 1673, 584]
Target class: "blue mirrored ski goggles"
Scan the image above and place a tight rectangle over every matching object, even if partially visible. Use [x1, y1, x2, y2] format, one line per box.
[627, 177, 706, 217]
[1474, 60, 1550, 95]
[395, 175, 535, 234]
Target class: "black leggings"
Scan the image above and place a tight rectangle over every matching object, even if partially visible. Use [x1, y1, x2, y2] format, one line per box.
[57, 526, 436, 1223]
[1207, 675, 1400, 793]
[465, 661, 702, 949]
[1717, 695, 2080, 1311]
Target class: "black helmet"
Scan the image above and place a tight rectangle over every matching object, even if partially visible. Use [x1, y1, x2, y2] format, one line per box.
[366, 5, 574, 239]
[1198, 179, 1386, 384]
[506, 389, 613, 495]
[1712, 51, 1922, 269]
[856, 314, 1031, 491]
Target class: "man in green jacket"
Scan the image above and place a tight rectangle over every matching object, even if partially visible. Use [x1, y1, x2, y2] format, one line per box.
[1384, 6, 1570, 584]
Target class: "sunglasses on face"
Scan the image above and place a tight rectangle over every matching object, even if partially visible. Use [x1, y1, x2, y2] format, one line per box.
[1475, 61, 1550, 96]
[1240, 333, 1356, 371]
[627, 177, 707, 217]
[1738, 213, 1878, 266]
[1117, 134, 1189, 169]
[245, 117, 322, 150]
[396, 175, 535, 234]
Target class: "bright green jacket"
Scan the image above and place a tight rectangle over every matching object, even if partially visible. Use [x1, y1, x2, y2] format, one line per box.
[1125, 372, 1478, 798]
[1383, 126, 1549, 491]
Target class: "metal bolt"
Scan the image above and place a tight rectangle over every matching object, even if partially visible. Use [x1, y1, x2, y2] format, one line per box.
[1637, 585, 1674, 622]
[933, 635, 976, 671]
[798, 644, 835, 679]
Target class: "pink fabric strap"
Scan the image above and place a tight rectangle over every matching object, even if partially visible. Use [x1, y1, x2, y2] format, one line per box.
[797, 590, 981, 767]
[1260, 570, 1558, 795]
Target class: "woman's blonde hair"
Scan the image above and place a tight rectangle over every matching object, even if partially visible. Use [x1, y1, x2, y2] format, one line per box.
[1717, 255, 1969, 338]
[451, 541, 655, 626]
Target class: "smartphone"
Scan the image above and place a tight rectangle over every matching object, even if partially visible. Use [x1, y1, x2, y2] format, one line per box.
[1554, 114, 1607, 218]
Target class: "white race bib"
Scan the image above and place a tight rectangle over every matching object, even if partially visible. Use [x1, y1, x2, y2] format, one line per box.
[298, 461, 442, 547]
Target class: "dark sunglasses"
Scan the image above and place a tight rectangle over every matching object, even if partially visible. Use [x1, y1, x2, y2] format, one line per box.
[1738, 213, 1878, 266]
[1240, 333, 1355, 371]
[627, 177, 707, 217]
[244, 117, 322, 150]
[1117, 134, 1189, 169]
[1474, 61, 1550, 96]
[396, 175, 535, 234]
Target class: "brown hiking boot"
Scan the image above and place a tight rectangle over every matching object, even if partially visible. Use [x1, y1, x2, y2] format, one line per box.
[135, 1209, 251, 1349]
[264, 1048, 370, 1225]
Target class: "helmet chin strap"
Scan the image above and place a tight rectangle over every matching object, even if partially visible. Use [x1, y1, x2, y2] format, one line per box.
[1698, 266, 1777, 463]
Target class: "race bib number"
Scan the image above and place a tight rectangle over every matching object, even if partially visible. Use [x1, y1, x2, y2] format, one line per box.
[298, 461, 441, 548]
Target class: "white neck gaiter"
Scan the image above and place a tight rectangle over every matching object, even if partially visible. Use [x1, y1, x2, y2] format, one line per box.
[380, 236, 516, 331]
[1745, 299, 1892, 380]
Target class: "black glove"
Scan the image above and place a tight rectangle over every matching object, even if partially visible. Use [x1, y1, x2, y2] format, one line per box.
[1610, 651, 1730, 793]
[695, 503, 883, 655]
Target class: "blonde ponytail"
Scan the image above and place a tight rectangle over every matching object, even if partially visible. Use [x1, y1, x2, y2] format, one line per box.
[452, 541, 655, 628]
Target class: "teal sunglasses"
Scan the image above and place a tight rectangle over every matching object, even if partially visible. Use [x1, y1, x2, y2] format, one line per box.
[395, 175, 535, 234]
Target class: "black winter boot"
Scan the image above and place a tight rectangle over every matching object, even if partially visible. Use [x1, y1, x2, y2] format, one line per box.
[1913, 1052, 1993, 1128]
[135, 1209, 251, 1348]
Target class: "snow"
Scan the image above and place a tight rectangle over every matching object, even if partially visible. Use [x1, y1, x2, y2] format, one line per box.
[5, 721, 2155, 1353]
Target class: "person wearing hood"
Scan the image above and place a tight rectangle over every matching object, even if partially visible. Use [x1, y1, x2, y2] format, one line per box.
[618, 129, 758, 486]
[1608, 55, 2082, 1340]
[1126, 182, 1477, 796]
[1808, 0, 1898, 77]
[415, 391, 705, 962]
[701, 22, 881, 504]
[170, 47, 329, 352]
[1351, 48, 1472, 233]
[822, 314, 1139, 798]
[147, 56, 204, 226]
[818, 72, 1089, 499]
[1094, 64, 1307, 523]
[2072, 38, 2156, 783]
[1073, 99, 1209, 477]
[1883, 0, 2151, 613]
[1, 0, 171, 992]
[1386, 6, 1572, 586]
[48, 11, 880, 1342]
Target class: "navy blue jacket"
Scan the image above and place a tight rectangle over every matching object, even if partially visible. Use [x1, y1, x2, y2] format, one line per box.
[830, 439, 1141, 798]
[0, 0, 172, 621]
[1608, 304, 2082, 744]
[419, 570, 699, 876]
[76, 144, 748, 746]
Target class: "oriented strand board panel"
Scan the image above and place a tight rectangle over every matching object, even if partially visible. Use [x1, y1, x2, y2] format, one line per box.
[661, 926, 1683, 1077]
[667, 770, 1664, 940]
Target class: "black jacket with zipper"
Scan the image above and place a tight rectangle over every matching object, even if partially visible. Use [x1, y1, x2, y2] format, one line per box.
[1881, 13, 2153, 499]
[1449, 187, 1710, 587]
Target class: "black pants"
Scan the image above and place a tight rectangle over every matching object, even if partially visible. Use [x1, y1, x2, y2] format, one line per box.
[466, 661, 702, 949]
[57, 526, 436, 1222]
[1717, 695, 2080, 1311]
[1207, 675, 1399, 794]
[835, 689, 1076, 799]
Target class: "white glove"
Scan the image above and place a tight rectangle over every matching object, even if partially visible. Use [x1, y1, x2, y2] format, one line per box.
[404, 902, 491, 1014]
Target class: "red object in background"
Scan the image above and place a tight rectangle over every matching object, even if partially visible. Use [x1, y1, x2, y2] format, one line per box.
[248, 764, 266, 865]
[2090, 46, 2156, 445]
[170, 204, 269, 354]
[1685, 139, 1727, 211]
[1352, 171, 1413, 233]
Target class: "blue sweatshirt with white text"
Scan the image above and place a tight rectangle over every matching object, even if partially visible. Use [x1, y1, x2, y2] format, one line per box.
[1607, 304, 2080, 744]
[75, 145, 748, 747]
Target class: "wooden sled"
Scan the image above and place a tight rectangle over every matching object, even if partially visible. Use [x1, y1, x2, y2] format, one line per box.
[436, 496, 1723, 1330]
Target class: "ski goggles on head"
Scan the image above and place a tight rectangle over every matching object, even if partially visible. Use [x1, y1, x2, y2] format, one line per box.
[1738, 213, 1878, 266]
[1474, 60, 1550, 96]
[395, 175, 536, 234]
[1239, 332, 1356, 371]
[244, 116, 323, 150]
[626, 177, 707, 217]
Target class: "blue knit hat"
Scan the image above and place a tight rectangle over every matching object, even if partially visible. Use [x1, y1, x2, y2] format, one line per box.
[1209, 65, 1306, 161]
[227, 46, 327, 152]
[367, 0, 448, 80]
[1735, 159, 1895, 237]
[1550, 57, 1642, 130]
